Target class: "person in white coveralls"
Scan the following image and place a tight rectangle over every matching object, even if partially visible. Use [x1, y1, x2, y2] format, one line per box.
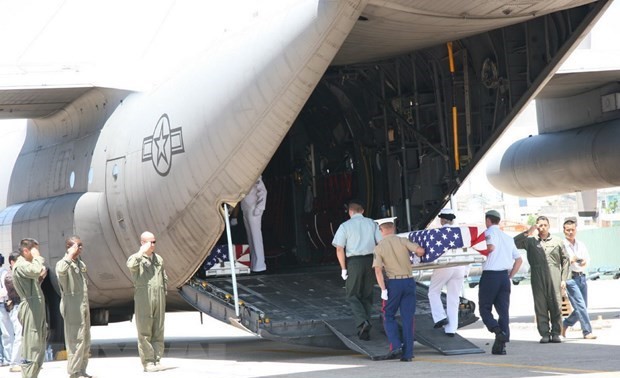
[241, 176, 268, 272]
[428, 208, 468, 336]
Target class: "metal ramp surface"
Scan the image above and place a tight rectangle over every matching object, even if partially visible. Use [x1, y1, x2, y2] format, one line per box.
[324, 314, 483, 359]
[180, 269, 483, 356]
[413, 314, 484, 355]
[323, 318, 391, 360]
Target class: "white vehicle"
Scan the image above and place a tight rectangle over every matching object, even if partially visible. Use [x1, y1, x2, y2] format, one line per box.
[466, 250, 530, 288]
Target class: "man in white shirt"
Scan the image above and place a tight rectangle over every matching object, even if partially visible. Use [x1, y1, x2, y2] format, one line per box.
[561, 220, 596, 340]
[479, 210, 522, 355]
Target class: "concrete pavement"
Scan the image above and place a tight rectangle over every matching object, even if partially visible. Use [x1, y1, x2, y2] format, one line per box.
[1, 278, 618, 378]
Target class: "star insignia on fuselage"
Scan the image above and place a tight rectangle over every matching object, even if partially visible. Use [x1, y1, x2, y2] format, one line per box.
[142, 114, 185, 176]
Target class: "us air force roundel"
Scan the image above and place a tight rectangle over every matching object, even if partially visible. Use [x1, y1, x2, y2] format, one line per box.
[142, 114, 185, 176]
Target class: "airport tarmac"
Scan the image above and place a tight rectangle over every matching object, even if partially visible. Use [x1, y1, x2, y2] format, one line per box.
[1, 279, 619, 378]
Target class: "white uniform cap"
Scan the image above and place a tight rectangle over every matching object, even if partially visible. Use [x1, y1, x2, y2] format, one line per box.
[438, 208, 456, 220]
[375, 217, 397, 226]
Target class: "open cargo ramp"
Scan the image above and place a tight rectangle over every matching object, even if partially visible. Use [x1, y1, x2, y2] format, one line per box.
[179, 269, 484, 358]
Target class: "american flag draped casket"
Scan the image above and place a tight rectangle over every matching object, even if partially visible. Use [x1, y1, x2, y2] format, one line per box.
[202, 244, 251, 275]
[407, 226, 489, 263]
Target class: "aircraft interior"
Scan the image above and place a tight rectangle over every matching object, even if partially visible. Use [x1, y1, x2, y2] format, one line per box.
[202, 1, 607, 273]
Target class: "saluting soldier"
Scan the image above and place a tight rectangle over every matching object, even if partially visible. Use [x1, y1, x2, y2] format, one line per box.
[515, 216, 570, 343]
[56, 235, 92, 378]
[127, 231, 167, 373]
[13, 238, 48, 378]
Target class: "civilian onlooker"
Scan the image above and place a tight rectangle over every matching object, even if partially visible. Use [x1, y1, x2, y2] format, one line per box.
[562, 220, 596, 340]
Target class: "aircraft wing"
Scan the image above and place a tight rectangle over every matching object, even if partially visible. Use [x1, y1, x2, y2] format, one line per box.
[0, 1, 599, 121]
[537, 68, 620, 100]
[0, 86, 94, 119]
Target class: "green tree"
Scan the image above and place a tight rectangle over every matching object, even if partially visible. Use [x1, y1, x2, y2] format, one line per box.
[527, 214, 536, 226]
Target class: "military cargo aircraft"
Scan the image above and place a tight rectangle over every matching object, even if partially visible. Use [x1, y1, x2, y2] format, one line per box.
[0, 0, 611, 357]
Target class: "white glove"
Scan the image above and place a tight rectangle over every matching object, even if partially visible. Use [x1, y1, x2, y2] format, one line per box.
[381, 289, 388, 301]
[341, 269, 348, 280]
[230, 218, 238, 226]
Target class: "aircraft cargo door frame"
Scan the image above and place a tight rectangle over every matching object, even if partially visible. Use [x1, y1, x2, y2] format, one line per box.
[106, 157, 139, 255]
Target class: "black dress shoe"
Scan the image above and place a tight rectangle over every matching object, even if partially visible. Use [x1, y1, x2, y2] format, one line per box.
[434, 318, 448, 329]
[550, 335, 561, 343]
[445, 333, 455, 337]
[492, 328, 508, 342]
[385, 348, 402, 360]
[491, 341, 506, 355]
[400, 357, 412, 362]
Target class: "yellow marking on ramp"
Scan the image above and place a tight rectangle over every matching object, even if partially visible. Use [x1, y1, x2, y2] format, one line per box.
[415, 358, 603, 374]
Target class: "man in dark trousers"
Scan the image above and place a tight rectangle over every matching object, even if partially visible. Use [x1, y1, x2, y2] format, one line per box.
[332, 199, 382, 341]
[479, 210, 522, 355]
[373, 218, 424, 361]
[515, 216, 570, 344]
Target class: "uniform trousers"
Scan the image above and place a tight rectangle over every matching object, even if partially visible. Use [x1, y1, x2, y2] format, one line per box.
[478, 270, 511, 340]
[382, 278, 416, 359]
[135, 286, 166, 368]
[428, 265, 467, 333]
[345, 255, 375, 328]
[530, 265, 563, 337]
[243, 212, 267, 272]
[19, 298, 46, 378]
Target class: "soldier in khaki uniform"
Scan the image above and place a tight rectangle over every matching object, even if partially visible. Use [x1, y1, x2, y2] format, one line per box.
[372, 218, 424, 362]
[13, 238, 48, 378]
[127, 231, 167, 373]
[515, 216, 570, 343]
[56, 236, 92, 378]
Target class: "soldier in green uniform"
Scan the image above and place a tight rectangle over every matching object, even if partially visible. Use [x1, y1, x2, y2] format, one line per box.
[56, 236, 92, 378]
[514, 216, 570, 343]
[126, 231, 167, 373]
[13, 238, 48, 378]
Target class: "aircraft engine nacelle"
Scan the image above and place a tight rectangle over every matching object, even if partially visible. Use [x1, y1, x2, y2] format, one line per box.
[487, 119, 620, 197]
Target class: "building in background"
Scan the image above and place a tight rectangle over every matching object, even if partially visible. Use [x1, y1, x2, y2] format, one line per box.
[453, 0, 620, 234]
